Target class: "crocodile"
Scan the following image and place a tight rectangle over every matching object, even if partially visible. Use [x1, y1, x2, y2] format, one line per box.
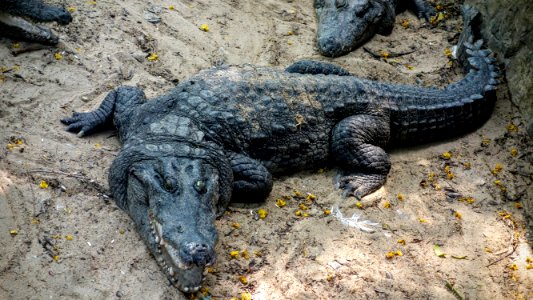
[61, 13, 498, 293]
[314, 0, 435, 57]
[0, 0, 72, 45]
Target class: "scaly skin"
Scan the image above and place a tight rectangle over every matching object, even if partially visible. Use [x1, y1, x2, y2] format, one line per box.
[0, 0, 72, 44]
[61, 10, 498, 292]
[314, 0, 434, 57]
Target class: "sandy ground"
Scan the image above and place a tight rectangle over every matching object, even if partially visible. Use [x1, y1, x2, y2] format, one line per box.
[1, 0, 532, 299]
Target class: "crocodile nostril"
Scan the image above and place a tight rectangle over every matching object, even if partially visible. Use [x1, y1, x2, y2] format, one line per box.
[318, 37, 342, 57]
[184, 242, 213, 266]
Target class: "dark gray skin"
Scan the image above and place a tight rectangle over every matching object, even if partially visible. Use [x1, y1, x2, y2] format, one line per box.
[61, 34, 498, 292]
[314, 0, 435, 57]
[0, 0, 72, 44]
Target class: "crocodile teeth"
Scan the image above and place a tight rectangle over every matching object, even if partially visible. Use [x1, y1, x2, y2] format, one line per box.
[168, 267, 174, 276]
[192, 286, 200, 292]
[155, 222, 163, 236]
[159, 238, 165, 246]
[155, 235, 160, 244]
[484, 85, 496, 92]
[470, 94, 483, 100]
[182, 287, 189, 293]
[488, 78, 499, 85]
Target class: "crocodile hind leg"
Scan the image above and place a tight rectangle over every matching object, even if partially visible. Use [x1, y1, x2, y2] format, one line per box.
[227, 152, 273, 203]
[331, 114, 391, 199]
[61, 86, 146, 137]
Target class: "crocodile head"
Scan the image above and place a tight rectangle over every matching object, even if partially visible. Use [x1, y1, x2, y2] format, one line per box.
[123, 156, 223, 293]
[314, 0, 395, 57]
[0, 0, 72, 45]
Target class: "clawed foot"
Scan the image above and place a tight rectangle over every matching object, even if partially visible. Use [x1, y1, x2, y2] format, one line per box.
[336, 173, 387, 200]
[61, 112, 104, 137]
[412, 0, 436, 22]
[418, 8, 435, 22]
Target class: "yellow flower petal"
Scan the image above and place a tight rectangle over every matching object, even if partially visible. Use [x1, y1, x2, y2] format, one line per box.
[257, 209, 268, 219]
[275, 198, 286, 207]
[147, 53, 158, 61]
[199, 24, 209, 32]
[231, 222, 241, 229]
[230, 250, 239, 259]
[39, 180, 49, 189]
[241, 249, 249, 260]
[241, 292, 252, 300]
[306, 193, 316, 201]
[238, 275, 248, 284]
[441, 152, 452, 160]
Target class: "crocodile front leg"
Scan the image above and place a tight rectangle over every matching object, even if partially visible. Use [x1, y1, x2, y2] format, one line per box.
[408, 0, 435, 21]
[227, 152, 273, 203]
[331, 114, 391, 199]
[61, 86, 146, 137]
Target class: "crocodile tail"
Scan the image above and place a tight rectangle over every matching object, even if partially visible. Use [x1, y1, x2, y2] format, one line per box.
[389, 38, 500, 144]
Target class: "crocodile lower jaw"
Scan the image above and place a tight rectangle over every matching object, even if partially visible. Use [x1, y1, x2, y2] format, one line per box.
[0, 12, 58, 44]
[150, 219, 208, 293]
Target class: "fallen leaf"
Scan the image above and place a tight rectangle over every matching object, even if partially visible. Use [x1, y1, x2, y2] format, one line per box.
[434, 244, 446, 258]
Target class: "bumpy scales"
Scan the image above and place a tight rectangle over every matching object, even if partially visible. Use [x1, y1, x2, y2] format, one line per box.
[62, 30, 498, 293]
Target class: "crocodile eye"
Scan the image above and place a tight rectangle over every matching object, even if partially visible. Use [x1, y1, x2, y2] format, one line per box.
[314, 0, 325, 9]
[355, 1, 371, 16]
[163, 178, 176, 192]
[335, 0, 347, 8]
[194, 180, 207, 194]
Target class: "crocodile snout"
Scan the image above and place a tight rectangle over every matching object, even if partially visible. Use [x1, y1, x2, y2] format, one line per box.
[182, 241, 216, 267]
[318, 36, 345, 57]
[56, 9, 73, 25]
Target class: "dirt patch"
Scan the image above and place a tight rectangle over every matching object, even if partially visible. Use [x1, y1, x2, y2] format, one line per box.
[1, 1, 532, 299]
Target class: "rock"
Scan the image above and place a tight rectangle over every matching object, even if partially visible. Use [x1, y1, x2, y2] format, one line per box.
[143, 6, 162, 24]
[465, 0, 533, 138]
[466, 0, 533, 235]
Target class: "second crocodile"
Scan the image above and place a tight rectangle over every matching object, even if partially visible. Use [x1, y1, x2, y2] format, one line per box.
[0, 0, 72, 45]
[314, 0, 435, 57]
